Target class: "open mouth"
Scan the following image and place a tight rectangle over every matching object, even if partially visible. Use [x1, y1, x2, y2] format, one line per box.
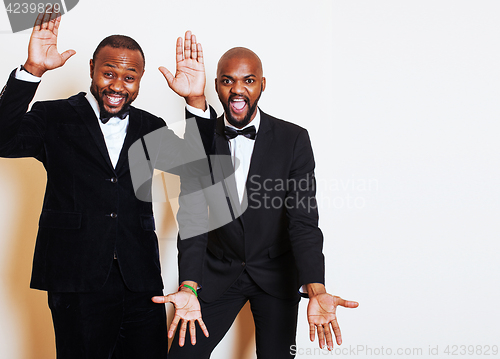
[230, 98, 247, 114]
[104, 92, 126, 108]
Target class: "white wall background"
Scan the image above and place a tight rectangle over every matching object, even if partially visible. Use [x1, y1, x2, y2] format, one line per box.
[0, 1, 499, 358]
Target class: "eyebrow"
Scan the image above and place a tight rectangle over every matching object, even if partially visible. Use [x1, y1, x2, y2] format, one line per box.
[221, 74, 256, 79]
[103, 63, 139, 74]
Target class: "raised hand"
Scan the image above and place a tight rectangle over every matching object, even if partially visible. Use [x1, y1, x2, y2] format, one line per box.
[24, 10, 76, 77]
[159, 31, 206, 109]
[307, 293, 358, 350]
[152, 288, 209, 346]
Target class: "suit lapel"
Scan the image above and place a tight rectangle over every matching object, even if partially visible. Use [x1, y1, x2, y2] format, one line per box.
[246, 110, 274, 193]
[68, 93, 115, 171]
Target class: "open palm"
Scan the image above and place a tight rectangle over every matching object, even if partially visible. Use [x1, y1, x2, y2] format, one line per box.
[25, 11, 75, 76]
[159, 31, 205, 99]
[152, 289, 209, 346]
[307, 293, 358, 349]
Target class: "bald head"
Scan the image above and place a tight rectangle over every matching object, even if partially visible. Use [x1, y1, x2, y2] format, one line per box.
[217, 47, 263, 78]
[215, 47, 266, 128]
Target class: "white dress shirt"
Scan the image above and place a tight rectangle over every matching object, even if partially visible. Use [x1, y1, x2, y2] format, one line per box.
[85, 93, 128, 168]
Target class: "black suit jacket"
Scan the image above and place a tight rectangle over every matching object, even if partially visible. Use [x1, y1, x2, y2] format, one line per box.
[177, 110, 325, 302]
[0, 70, 195, 292]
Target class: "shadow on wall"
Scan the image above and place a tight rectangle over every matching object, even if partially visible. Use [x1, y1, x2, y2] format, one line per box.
[0, 160, 257, 359]
[1, 158, 55, 359]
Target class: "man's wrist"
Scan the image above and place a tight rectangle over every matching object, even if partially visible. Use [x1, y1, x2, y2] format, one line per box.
[15, 65, 42, 83]
[23, 61, 46, 77]
[179, 281, 199, 296]
[185, 95, 207, 111]
[305, 283, 327, 298]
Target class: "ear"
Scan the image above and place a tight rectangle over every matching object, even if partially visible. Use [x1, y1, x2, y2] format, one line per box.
[261, 77, 266, 92]
[89, 59, 94, 79]
[214, 78, 219, 94]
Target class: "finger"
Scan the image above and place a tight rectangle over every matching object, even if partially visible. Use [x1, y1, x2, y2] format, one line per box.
[47, 11, 57, 32]
[197, 318, 209, 338]
[317, 325, 326, 349]
[309, 323, 316, 342]
[196, 43, 204, 64]
[158, 66, 174, 86]
[168, 315, 181, 338]
[189, 320, 196, 345]
[331, 319, 343, 346]
[151, 294, 173, 304]
[324, 325, 334, 350]
[191, 35, 197, 60]
[34, 12, 44, 31]
[184, 31, 192, 60]
[60, 50, 76, 65]
[41, 8, 51, 29]
[191, 42, 197, 60]
[337, 298, 359, 308]
[178, 320, 187, 347]
[175, 37, 183, 63]
[52, 12, 62, 36]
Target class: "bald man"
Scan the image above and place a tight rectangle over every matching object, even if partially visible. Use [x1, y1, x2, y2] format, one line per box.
[155, 47, 358, 358]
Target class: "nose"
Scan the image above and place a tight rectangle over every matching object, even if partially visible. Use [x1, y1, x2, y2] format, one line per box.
[230, 80, 244, 95]
[109, 79, 125, 93]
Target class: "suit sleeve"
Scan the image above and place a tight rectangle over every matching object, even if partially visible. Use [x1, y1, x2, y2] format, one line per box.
[175, 106, 218, 284]
[0, 69, 45, 159]
[185, 106, 217, 156]
[176, 174, 209, 284]
[286, 129, 325, 287]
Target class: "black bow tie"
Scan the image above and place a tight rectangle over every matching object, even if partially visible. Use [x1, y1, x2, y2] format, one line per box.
[100, 110, 129, 124]
[224, 125, 257, 140]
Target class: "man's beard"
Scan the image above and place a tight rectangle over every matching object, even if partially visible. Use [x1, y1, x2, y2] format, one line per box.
[223, 91, 262, 129]
[98, 98, 131, 120]
[91, 85, 132, 120]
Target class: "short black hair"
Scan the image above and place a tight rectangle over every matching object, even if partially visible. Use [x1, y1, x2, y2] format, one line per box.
[93, 35, 145, 67]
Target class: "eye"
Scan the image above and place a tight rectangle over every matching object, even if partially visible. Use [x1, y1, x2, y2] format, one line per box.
[104, 72, 113, 78]
[125, 76, 135, 82]
[222, 79, 232, 85]
[245, 79, 255, 84]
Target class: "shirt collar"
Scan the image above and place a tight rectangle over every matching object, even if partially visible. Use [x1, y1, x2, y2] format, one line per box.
[224, 107, 261, 134]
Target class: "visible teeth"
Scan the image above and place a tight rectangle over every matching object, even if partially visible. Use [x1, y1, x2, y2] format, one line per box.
[107, 95, 123, 104]
[232, 99, 244, 102]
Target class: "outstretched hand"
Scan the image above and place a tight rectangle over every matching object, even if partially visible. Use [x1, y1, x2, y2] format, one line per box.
[307, 293, 358, 350]
[152, 289, 209, 346]
[24, 9, 76, 77]
[159, 31, 206, 109]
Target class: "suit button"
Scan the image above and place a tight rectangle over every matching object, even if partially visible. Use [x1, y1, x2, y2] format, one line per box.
[241, 262, 245, 266]
[110, 213, 118, 218]
[110, 177, 118, 183]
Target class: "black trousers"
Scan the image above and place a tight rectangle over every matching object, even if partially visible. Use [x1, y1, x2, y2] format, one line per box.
[48, 260, 168, 359]
[169, 270, 300, 359]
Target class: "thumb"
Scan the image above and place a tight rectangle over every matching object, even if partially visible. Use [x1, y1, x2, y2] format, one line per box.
[159, 66, 174, 86]
[344, 300, 359, 308]
[151, 293, 175, 304]
[337, 298, 359, 308]
[60, 49, 76, 65]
